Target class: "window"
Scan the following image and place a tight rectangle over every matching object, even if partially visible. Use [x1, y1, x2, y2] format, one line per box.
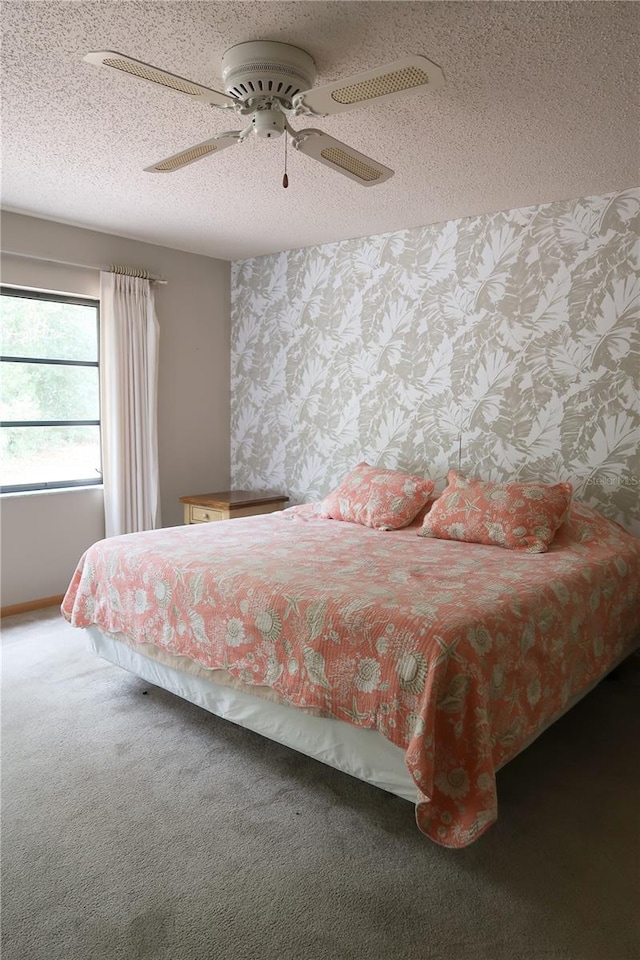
[0, 287, 101, 492]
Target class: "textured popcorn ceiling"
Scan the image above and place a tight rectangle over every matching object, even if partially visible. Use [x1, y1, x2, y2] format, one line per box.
[1, 1, 638, 260]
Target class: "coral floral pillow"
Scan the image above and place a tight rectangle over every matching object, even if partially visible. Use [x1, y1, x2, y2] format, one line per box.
[319, 463, 435, 530]
[418, 471, 573, 553]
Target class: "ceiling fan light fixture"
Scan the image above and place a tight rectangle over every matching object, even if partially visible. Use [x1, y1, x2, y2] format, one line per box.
[252, 107, 286, 139]
[320, 147, 381, 182]
[331, 66, 431, 105]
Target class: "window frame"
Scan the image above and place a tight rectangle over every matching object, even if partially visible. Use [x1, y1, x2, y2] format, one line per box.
[0, 285, 102, 493]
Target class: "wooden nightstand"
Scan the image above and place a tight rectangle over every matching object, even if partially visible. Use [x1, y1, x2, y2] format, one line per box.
[180, 490, 289, 524]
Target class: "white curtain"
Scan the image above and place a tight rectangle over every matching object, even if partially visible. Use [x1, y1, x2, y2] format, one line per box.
[100, 272, 161, 537]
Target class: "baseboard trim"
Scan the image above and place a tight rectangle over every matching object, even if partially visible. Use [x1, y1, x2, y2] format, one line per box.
[1, 595, 65, 619]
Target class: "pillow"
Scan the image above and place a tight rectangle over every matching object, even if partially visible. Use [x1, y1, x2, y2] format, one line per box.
[319, 462, 435, 530]
[418, 471, 573, 553]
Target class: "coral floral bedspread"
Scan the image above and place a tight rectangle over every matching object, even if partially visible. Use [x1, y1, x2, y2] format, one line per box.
[62, 503, 640, 848]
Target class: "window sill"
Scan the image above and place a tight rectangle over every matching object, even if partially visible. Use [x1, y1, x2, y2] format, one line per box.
[0, 485, 104, 500]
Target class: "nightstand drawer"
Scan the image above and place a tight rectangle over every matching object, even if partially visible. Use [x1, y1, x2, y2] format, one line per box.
[189, 505, 226, 523]
[180, 490, 289, 525]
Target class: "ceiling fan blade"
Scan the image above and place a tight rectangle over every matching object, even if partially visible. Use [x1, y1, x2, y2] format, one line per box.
[144, 133, 241, 173]
[84, 51, 234, 107]
[291, 130, 393, 186]
[295, 55, 444, 116]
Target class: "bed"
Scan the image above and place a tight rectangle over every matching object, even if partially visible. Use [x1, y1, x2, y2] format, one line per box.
[61, 496, 640, 848]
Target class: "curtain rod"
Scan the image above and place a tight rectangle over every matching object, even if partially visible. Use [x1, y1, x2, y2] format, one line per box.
[1, 250, 168, 284]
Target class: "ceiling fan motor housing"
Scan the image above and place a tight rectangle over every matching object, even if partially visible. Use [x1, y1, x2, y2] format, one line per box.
[221, 40, 316, 105]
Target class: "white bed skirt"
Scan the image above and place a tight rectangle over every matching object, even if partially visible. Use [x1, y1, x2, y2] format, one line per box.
[86, 626, 420, 803]
[86, 627, 639, 810]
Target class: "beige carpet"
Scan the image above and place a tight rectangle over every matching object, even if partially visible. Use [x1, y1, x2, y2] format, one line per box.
[2, 608, 639, 960]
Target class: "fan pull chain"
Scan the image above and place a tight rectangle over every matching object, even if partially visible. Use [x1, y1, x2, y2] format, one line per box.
[282, 133, 289, 189]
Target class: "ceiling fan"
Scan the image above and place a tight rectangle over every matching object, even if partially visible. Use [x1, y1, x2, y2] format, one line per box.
[84, 40, 445, 187]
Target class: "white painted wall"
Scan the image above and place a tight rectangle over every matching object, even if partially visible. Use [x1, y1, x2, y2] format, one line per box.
[0, 488, 106, 605]
[1, 211, 230, 606]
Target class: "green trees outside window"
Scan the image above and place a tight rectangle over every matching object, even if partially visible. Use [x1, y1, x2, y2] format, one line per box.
[0, 288, 101, 491]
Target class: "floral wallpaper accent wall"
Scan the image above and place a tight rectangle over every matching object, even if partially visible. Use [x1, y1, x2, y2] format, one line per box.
[231, 189, 640, 536]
